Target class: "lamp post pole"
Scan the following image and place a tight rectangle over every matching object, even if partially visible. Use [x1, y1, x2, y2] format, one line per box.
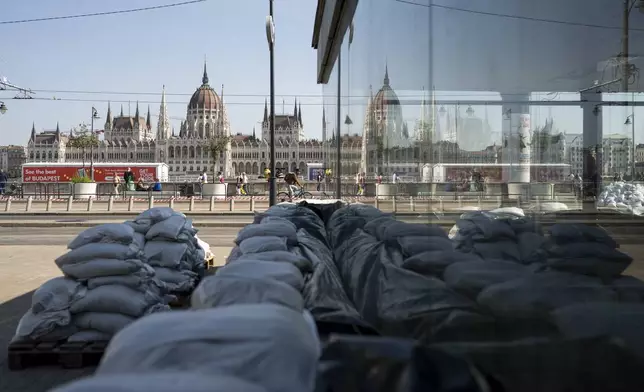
[90, 107, 99, 181]
[336, 51, 342, 199]
[267, 0, 277, 206]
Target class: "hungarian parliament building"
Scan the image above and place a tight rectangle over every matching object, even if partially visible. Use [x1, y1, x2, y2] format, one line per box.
[25, 63, 502, 180]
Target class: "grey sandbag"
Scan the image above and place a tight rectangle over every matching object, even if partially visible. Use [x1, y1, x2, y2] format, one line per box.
[401, 250, 484, 276]
[298, 228, 370, 330]
[216, 259, 304, 291]
[56, 244, 141, 267]
[478, 271, 617, 319]
[51, 372, 268, 392]
[552, 302, 644, 359]
[433, 337, 644, 392]
[611, 276, 644, 303]
[254, 203, 328, 245]
[396, 235, 453, 256]
[549, 223, 618, 248]
[235, 221, 298, 246]
[454, 212, 516, 242]
[68, 223, 136, 250]
[191, 275, 304, 311]
[517, 232, 547, 264]
[382, 221, 447, 240]
[233, 250, 313, 273]
[547, 242, 632, 277]
[328, 206, 385, 250]
[239, 236, 288, 254]
[443, 260, 529, 299]
[97, 304, 319, 392]
[467, 240, 522, 262]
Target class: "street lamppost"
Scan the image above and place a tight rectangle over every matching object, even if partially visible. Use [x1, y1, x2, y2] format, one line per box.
[90, 107, 100, 181]
[265, 0, 276, 206]
[0, 101, 7, 115]
[625, 113, 636, 178]
[622, 0, 644, 92]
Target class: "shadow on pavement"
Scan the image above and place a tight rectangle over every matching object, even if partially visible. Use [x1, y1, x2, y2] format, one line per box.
[0, 291, 95, 392]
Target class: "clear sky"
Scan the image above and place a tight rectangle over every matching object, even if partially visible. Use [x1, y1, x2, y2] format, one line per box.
[1, 0, 643, 149]
[0, 0, 323, 145]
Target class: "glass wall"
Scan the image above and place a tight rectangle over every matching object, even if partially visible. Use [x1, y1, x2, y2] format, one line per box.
[319, 0, 644, 210]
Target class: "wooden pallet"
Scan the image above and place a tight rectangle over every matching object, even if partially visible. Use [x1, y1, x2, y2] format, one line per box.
[7, 340, 109, 370]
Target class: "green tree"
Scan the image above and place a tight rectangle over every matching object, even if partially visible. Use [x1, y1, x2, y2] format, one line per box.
[206, 134, 232, 182]
[68, 123, 98, 173]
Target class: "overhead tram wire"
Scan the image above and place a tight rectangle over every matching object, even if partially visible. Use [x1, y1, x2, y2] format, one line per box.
[394, 0, 644, 32]
[0, 0, 207, 25]
[23, 88, 573, 98]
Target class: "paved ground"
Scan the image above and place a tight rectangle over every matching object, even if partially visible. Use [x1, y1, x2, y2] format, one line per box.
[1, 225, 643, 391]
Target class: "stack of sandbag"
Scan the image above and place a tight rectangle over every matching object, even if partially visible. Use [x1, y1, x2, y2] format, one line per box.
[545, 223, 633, 280]
[598, 181, 644, 215]
[451, 211, 547, 265]
[327, 204, 494, 342]
[127, 207, 206, 294]
[52, 304, 320, 392]
[54, 224, 169, 340]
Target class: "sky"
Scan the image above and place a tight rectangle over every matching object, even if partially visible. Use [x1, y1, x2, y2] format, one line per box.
[1, 0, 644, 150]
[0, 0, 323, 145]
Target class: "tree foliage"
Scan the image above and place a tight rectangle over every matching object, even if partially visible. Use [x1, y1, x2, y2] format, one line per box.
[68, 123, 98, 169]
[206, 134, 232, 181]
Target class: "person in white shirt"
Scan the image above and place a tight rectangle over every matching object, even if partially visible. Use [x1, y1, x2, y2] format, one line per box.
[242, 172, 248, 195]
[392, 172, 398, 184]
[199, 171, 208, 184]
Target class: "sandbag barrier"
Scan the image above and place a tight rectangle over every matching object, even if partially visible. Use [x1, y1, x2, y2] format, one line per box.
[8, 208, 212, 370]
[23, 203, 644, 391]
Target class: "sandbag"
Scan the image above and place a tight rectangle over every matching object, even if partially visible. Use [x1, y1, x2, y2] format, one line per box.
[50, 373, 268, 392]
[145, 215, 196, 241]
[56, 244, 141, 267]
[517, 232, 547, 264]
[61, 259, 147, 280]
[318, 335, 488, 392]
[551, 303, 644, 359]
[13, 309, 76, 342]
[401, 250, 484, 276]
[143, 241, 190, 268]
[396, 235, 453, 256]
[382, 221, 447, 240]
[443, 261, 529, 299]
[547, 242, 632, 278]
[298, 228, 371, 332]
[611, 276, 644, 302]
[215, 259, 304, 291]
[70, 285, 165, 317]
[239, 236, 289, 254]
[434, 337, 644, 392]
[477, 271, 618, 319]
[549, 223, 618, 248]
[231, 250, 313, 273]
[153, 267, 198, 293]
[31, 277, 86, 314]
[74, 312, 136, 335]
[191, 275, 304, 311]
[235, 221, 298, 246]
[97, 305, 319, 392]
[68, 223, 136, 250]
[67, 329, 112, 342]
[86, 267, 159, 292]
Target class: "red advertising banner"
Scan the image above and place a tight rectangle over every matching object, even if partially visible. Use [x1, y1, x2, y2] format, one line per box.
[22, 166, 158, 183]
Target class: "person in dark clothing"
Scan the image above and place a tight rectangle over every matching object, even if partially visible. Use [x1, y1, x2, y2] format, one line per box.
[0, 170, 7, 195]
